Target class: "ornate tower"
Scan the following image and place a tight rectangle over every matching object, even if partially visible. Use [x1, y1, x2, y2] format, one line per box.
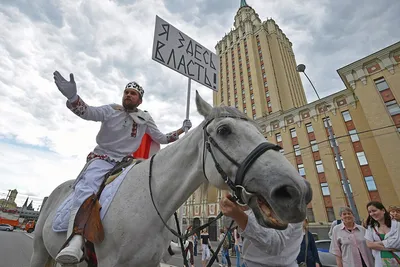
[214, 1, 307, 118]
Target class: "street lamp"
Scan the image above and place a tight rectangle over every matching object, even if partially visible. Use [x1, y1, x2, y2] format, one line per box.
[296, 64, 361, 224]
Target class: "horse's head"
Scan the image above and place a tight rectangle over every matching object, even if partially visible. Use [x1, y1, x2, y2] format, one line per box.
[196, 91, 312, 230]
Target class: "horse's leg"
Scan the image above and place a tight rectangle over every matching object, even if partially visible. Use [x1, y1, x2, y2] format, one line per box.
[30, 231, 53, 267]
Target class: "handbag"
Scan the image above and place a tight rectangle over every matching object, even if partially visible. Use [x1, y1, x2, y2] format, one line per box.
[373, 226, 400, 265]
[298, 231, 308, 267]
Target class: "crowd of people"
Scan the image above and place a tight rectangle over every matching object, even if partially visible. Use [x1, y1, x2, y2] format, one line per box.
[217, 195, 400, 267]
[329, 203, 400, 267]
[181, 201, 400, 267]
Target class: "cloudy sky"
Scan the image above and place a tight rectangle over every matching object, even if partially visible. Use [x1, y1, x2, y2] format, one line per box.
[0, 0, 399, 209]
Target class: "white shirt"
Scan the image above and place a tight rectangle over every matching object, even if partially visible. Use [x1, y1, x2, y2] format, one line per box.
[364, 220, 400, 267]
[240, 210, 303, 267]
[67, 96, 173, 161]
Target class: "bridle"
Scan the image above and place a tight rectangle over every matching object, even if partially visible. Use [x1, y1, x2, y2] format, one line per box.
[148, 115, 281, 267]
[202, 115, 281, 205]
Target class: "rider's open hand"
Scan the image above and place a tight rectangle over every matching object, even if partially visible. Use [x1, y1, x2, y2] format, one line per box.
[53, 71, 78, 101]
[219, 193, 248, 228]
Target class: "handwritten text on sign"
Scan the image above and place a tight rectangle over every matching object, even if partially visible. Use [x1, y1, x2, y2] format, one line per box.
[152, 16, 219, 91]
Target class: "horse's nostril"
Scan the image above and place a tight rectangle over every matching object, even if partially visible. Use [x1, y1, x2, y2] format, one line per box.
[304, 180, 313, 204]
[272, 185, 298, 202]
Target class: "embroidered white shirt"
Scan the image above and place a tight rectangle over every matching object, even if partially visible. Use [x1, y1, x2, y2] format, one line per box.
[240, 210, 303, 267]
[66, 96, 175, 161]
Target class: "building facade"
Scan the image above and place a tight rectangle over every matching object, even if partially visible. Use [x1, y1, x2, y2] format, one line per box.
[181, 1, 400, 235]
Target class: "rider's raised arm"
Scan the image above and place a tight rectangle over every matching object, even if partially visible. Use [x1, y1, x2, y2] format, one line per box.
[53, 71, 114, 122]
[144, 112, 179, 144]
[240, 210, 303, 256]
[66, 96, 114, 122]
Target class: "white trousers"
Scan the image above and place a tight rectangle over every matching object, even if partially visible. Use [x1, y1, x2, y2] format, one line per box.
[201, 244, 210, 261]
[71, 159, 116, 210]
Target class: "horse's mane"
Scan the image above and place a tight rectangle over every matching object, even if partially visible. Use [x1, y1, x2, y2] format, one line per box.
[204, 105, 261, 131]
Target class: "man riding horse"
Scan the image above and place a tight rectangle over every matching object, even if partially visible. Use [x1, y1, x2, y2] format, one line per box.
[53, 71, 192, 265]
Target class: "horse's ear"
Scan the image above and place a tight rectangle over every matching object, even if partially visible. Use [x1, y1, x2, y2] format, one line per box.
[195, 91, 212, 118]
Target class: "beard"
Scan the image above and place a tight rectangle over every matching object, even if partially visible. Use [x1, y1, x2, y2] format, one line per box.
[122, 99, 138, 111]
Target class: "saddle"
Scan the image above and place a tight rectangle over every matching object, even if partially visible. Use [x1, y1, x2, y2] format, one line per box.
[59, 157, 138, 266]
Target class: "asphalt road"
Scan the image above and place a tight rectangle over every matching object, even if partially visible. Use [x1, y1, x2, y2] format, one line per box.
[0, 230, 226, 267]
[0, 230, 34, 267]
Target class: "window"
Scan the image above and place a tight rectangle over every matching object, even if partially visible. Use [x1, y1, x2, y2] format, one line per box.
[251, 94, 254, 99]
[267, 101, 271, 107]
[326, 208, 336, 222]
[263, 73, 267, 78]
[253, 114, 257, 120]
[310, 140, 319, 152]
[290, 128, 297, 138]
[374, 77, 390, 92]
[342, 111, 352, 122]
[385, 100, 400, 116]
[356, 152, 368, 166]
[364, 176, 377, 191]
[298, 164, 305, 176]
[265, 91, 270, 98]
[329, 135, 338, 147]
[276, 133, 282, 142]
[261, 64, 264, 69]
[264, 81, 268, 87]
[279, 148, 284, 154]
[306, 123, 314, 133]
[323, 117, 332, 128]
[335, 156, 345, 169]
[244, 108, 247, 113]
[252, 104, 256, 110]
[320, 183, 330, 196]
[315, 160, 324, 173]
[348, 129, 359, 142]
[341, 179, 352, 193]
[294, 145, 301, 156]
[307, 208, 315, 223]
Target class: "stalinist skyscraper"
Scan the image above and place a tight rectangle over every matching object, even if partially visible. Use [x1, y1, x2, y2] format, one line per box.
[214, 0, 307, 119]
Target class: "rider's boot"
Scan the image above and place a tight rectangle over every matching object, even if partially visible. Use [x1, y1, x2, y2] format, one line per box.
[55, 208, 84, 265]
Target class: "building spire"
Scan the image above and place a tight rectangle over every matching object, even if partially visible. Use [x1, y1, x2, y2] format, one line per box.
[23, 197, 29, 208]
[240, 0, 248, 8]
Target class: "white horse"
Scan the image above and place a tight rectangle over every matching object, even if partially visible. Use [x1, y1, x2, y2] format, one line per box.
[30, 92, 312, 267]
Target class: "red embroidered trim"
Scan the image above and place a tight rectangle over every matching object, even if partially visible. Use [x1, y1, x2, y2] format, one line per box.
[70, 97, 88, 116]
[131, 122, 137, 137]
[86, 152, 117, 163]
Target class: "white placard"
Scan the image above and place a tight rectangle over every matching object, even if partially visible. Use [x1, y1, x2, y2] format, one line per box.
[152, 16, 219, 91]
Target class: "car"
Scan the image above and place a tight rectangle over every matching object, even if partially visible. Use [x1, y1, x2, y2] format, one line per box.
[0, 224, 14, 231]
[315, 239, 337, 267]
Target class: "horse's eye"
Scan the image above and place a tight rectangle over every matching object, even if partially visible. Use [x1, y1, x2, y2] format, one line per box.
[217, 125, 231, 136]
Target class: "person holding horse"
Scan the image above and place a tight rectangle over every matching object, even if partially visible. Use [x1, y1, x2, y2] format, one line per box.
[52, 71, 192, 265]
[219, 193, 304, 267]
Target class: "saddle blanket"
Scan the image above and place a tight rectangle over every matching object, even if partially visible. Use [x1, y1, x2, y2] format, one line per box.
[52, 164, 135, 232]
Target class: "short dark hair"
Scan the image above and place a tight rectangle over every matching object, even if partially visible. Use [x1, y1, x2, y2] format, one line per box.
[365, 201, 392, 228]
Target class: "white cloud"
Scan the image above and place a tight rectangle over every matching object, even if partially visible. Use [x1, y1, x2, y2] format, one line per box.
[0, 0, 399, 209]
